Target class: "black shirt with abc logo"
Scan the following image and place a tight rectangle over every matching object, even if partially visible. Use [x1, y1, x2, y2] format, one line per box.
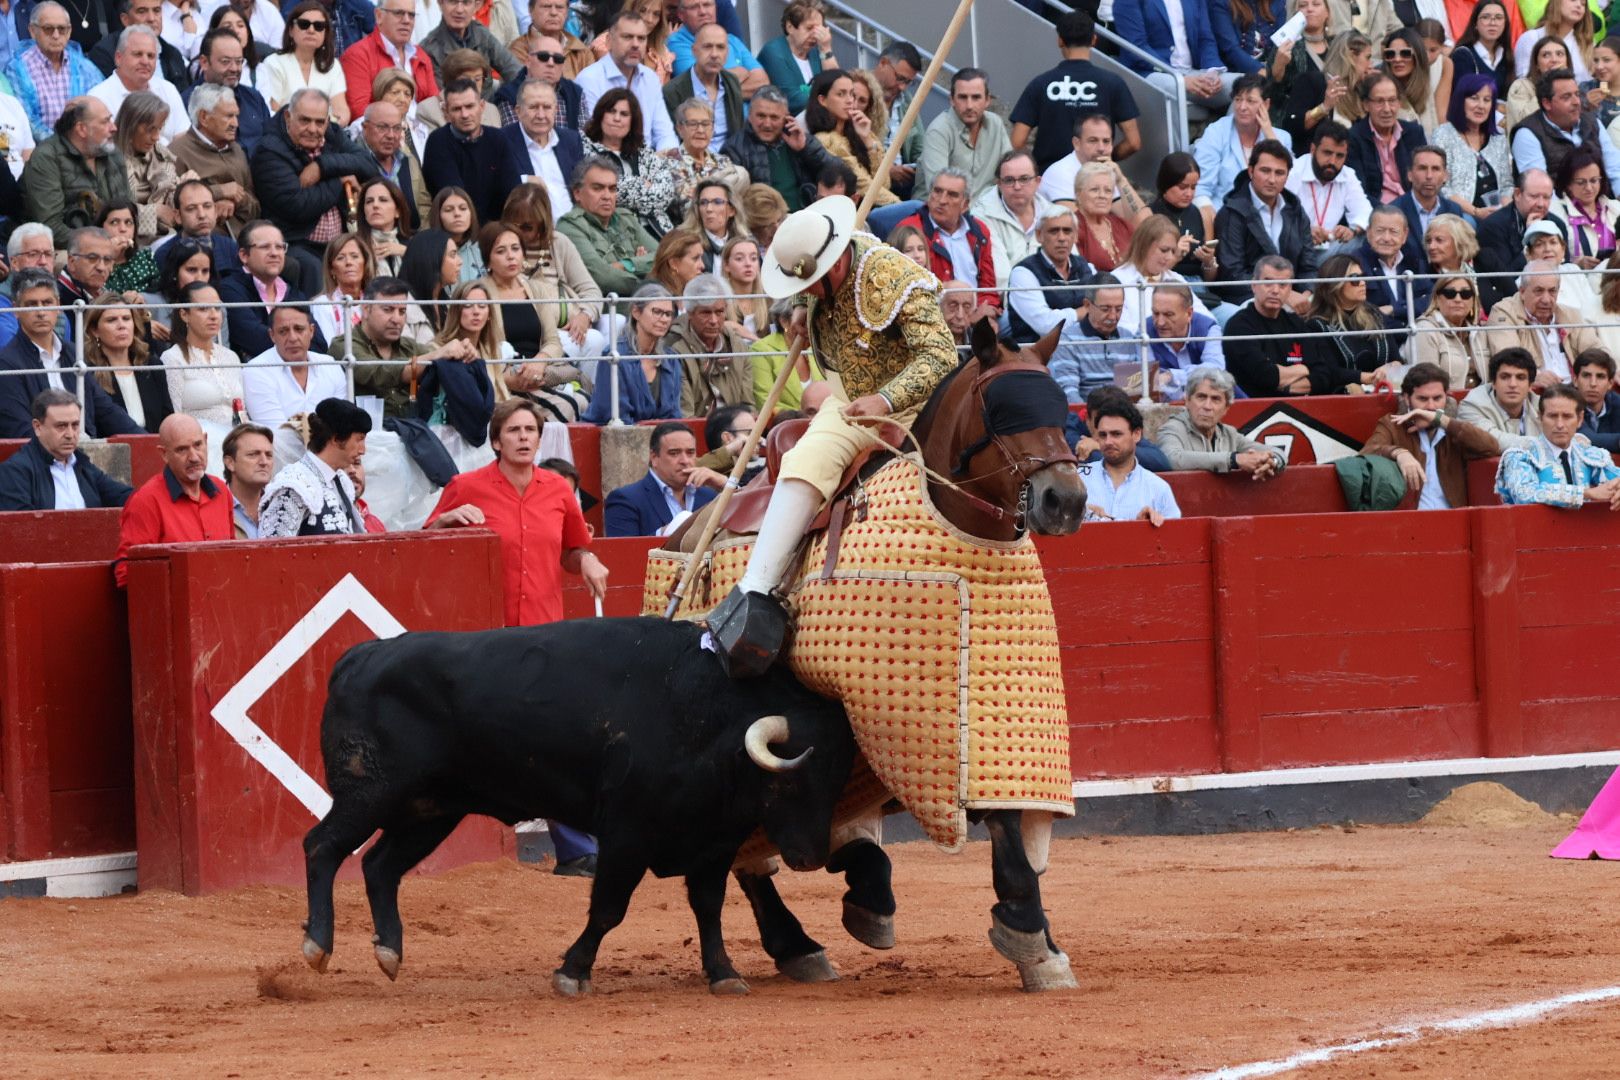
[1010, 59, 1140, 172]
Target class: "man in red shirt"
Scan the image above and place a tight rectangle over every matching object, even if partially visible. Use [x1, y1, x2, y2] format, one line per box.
[115, 414, 234, 587]
[428, 398, 608, 629]
[341, 0, 440, 117]
[428, 397, 608, 876]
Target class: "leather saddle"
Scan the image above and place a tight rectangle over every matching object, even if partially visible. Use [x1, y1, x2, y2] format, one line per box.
[718, 416, 908, 536]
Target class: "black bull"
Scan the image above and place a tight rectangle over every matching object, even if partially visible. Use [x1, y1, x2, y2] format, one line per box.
[300, 617, 858, 995]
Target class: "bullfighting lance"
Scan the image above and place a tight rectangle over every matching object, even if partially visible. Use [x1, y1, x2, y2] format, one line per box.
[665, 0, 979, 620]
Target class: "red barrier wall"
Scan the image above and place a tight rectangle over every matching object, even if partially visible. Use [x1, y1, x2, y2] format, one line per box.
[126, 532, 511, 894]
[0, 561, 130, 861]
[572, 504, 1620, 780]
[0, 508, 121, 563]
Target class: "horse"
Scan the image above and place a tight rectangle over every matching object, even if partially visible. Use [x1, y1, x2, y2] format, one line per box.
[652, 316, 1087, 991]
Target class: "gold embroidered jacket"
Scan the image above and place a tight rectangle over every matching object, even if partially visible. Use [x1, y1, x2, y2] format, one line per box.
[796, 236, 959, 414]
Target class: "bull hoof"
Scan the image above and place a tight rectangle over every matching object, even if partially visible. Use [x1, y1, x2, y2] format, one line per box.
[709, 977, 751, 996]
[374, 944, 401, 981]
[842, 899, 895, 950]
[1017, 950, 1079, 993]
[552, 970, 593, 997]
[301, 935, 330, 974]
[988, 917, 1052, 967]
[776, 950, 840, 983]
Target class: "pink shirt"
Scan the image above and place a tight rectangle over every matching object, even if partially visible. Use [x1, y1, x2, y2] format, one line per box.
[1372, 126, 1403, 205]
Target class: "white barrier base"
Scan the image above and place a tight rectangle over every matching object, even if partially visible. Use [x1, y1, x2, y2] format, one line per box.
[0, 852, 137, 898]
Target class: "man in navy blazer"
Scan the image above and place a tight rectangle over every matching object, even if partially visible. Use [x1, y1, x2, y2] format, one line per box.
[0, 390, 133, 510]
[1345, 75, 1428, 207]
[1352, 205, 1432, 330]
[498, 79, 585, 207]
[219, 221, 328, 360]
[1390, 146, 1470, 253]
[603, 422, 716, 537]
[1110, 0, 1238, 119]
[0, 271, 145, 440]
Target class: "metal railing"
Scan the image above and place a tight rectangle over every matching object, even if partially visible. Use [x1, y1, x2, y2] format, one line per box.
[18, 264, 1616, 428]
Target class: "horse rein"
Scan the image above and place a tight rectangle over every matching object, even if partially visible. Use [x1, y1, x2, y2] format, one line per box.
[848, 362, 1077, 533]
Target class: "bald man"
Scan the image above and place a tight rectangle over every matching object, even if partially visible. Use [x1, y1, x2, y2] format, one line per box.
[114, 414, 234, 586]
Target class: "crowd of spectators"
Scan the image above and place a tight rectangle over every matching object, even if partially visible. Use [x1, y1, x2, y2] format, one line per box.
[0, 0, 1618, 567]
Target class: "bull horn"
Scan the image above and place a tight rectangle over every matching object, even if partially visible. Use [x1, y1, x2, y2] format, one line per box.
[745, 715, 813, 773]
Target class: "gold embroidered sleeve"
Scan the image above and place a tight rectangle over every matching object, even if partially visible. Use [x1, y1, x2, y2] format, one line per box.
[876, 275, 960, 413]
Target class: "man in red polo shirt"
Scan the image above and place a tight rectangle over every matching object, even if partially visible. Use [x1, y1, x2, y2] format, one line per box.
[428, 398, 607, 628]
[115, 414, 234, 587]
[428, 397, 608, 876]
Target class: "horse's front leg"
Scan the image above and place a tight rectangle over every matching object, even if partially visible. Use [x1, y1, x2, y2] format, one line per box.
[980, 809, 1076, 992]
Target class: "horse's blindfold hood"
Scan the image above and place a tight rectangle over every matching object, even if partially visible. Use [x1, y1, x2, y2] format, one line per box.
[983, 370, 1071, 436]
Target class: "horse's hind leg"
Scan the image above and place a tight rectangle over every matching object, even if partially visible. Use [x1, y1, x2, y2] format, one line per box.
[982, 810, 1076, 992]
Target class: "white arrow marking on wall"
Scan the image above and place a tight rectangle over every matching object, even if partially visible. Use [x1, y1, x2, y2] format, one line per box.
[209, 573, 406, 821]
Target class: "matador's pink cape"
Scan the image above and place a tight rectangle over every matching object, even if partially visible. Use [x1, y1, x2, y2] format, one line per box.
[1551, 767, 1620, 859]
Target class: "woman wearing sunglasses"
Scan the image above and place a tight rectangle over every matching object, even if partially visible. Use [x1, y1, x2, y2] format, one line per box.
[260, 0, 352, 125]
[1381, 28, 1436, 132]
[1405, 274, 1486, 389]
[1304, 254, 1400, 393]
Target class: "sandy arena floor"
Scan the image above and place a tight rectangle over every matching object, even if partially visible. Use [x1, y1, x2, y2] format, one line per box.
[2, 785, 1618, 1079]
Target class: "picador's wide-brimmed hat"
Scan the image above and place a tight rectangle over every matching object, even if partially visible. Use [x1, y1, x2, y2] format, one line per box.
[761, 194, 858, 299]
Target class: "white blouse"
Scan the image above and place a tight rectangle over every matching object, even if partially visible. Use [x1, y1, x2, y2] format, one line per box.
[162, 341, 244, 428]
[312, 289, 364, 348]
[257, 51, 349, 112]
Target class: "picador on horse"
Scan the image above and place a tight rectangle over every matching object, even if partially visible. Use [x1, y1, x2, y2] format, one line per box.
[653, 194, 1092, 991]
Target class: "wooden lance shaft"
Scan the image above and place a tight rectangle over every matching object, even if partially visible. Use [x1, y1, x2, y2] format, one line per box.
[665, 0, 978, 620]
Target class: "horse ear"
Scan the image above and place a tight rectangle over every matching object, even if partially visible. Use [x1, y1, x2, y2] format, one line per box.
[1029, 321, 1064, 367]
[969, 316, 999, 366]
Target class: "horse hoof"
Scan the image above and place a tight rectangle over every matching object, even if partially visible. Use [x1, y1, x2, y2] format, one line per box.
[843, 899, 895, 950]
[301, 935, 330, 974]
[776, 950, 840, 983]
[374, 945, 401, 981]
[988, 917, 1052, 967]
[1018, 950, 1079, 993]
[552, 971, 592, 997]
[709, 977, 751, 996]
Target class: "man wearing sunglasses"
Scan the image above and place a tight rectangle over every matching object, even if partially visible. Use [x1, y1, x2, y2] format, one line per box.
[511, 0, 593, 80]
[493, 30, 583, 131]
[340, 0, 438, 117]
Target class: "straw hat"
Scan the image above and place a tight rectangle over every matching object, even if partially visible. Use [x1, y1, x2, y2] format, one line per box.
[761, 194, 858, 299]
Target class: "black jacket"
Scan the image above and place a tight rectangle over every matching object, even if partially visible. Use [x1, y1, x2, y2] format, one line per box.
[0, 435, 132, 510]
[1344, 116, 1427, 207]
[422, 123, 522, 225]
[1214, 173, 1320, 303]
[250, 108, 379, 244]
[0, 333, 144, 439]
[496, 123, 583, 207]
[1581, 389, 1620, 451]
[1305, 315, 1390, 393]
[102, 358, 174, 434]
[1475, 202, 1530, 311]
[217, 271, 328, 360]
[721, 125, 835, 210]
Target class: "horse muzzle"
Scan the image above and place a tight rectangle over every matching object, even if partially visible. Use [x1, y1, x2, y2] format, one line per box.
[1025, 465, 1086, 536]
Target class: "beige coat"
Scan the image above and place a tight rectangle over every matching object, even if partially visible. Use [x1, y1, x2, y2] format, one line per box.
[527, 231, 603, 325]
[1403, 308, 1488, 390]
[670, 316, 754, 418]
[124, 142, 184, 242]
[1481, 294, 1599, 383]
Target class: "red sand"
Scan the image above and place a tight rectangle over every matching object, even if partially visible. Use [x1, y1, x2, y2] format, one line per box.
[3, 818, 1618, 1078]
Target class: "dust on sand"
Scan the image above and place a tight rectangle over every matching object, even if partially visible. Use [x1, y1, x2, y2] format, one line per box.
[1421, 781, 1561, 829]
[2, 821, 1618, 1079]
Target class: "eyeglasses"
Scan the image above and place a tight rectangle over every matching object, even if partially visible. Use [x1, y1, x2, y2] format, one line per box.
[293, 17, 328, 30]
[34, 22, 70, 34]
[680, 117, 714, 129]
[1000, 173, 1037, 185]
[1383, 48, 1413, 59]
[532, 50, 566, 63]
[366, 121, 406, 133]
[1437, 286, 1475, 300]
[70, 252, 114, 265]
[644, 307, 676, 319]
[724, 426, 753, 437]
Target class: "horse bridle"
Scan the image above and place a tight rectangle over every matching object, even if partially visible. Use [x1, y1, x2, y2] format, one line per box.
[947, 362, 1078, 531]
